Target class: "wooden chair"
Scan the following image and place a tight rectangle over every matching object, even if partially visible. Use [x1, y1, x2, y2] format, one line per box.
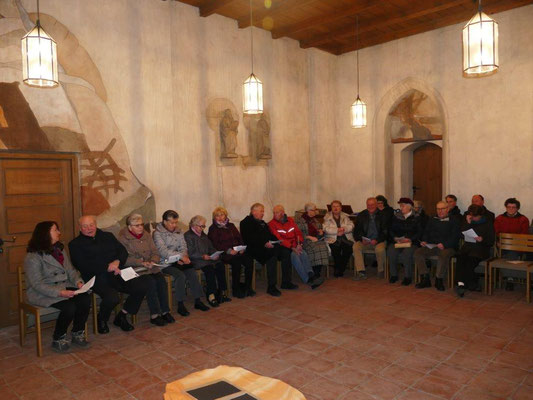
[488, 233, 533, 303]
[18, 267, 87, 357]
[413, 255, 456, 289]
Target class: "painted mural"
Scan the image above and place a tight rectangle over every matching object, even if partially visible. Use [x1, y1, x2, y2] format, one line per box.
[0, 1, 155, 229]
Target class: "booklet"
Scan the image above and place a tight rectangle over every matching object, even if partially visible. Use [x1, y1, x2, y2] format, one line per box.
[74, 276, 95, 295]
[462, 228, 478, 243]
[120, 267, 139, 281]
[269, 240, 281, 245]
[233, 245, 247, 252]
[162, 254, 181, 264]
[209, 250, 224, 260]
[424, 243, 438, 249]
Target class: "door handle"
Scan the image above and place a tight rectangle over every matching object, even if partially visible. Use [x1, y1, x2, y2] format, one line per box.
[0, 236, 16, 254]
[412, 186, 421, 191]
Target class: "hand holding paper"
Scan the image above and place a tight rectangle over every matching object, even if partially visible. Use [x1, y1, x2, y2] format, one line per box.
[120, 267, 139, 281]
[209, 250, 224, 260]
[462, 228, 478, 243]
[74, 276, 95, 294]
[233, 245, 247, 252]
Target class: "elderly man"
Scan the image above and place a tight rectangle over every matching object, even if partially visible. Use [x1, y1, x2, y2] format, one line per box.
[269, 205, 323, 289]
[324, 200, 355, 277]
[353, 197, 387, 280]
[414, 201, 460, 291]
[445, 194, 461, 217]
[69, 215, 150, 333]
[469, 194, 495, 222]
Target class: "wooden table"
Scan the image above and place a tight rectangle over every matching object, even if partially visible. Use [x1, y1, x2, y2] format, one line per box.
[164, 365, 306, 400]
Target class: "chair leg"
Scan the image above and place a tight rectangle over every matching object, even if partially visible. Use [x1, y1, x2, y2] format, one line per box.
[252, 266, 256, 291]
[165, 275, 173, 312]
[19, 309, 26, 347]
[484, 263, 488, 295]
[35, 313, 43, 357]
[414, 264, 419, 283]
[84, 322, 89, 340]
[527, 269, 531, 304]
[488, 266, 493, 296]
[132, 314, 137, 325]
[92, 293, 98, 335]
[326, 263, 330, 279]
[225, 264, 231, 292]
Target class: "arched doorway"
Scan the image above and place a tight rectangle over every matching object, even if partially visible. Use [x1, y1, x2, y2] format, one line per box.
[413, 143, 442, 216]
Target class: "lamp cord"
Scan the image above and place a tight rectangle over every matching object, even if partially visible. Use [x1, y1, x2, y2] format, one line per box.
[250, 0, 254, 73]
[36, 0, 40, 23]
[356, 15, 359, 97]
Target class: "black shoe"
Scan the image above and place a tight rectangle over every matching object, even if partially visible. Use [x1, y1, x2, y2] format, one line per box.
[267, 286, 281, 297]
[51, 334, 71, 353]
[401, 277, 412, 286]
[208, 299, 219, 308]
[310, 277, 324, 290]
[71, 330, 90, 348]
[150, 315, 168, 326]
[389, 275, 398, 284]
[113, 312, 134, 332]
[456, 284, 466, 298]
[97, 315, 110, 334]
[220, 294, 232, 303]
[352, 271, 367, 281]
[177, 304, 190, 316]
[435, 278, 445, 291]
[281, 282, 298, 290]
[162, 313, 176, 323]
[245, 287, 256, 297]
[415, 275, 430, 289]
[194, 301, 210, 311]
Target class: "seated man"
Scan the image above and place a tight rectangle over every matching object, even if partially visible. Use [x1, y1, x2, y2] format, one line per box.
[240, 203, 288, 296]
[445, 194, 461, 217]
[353, 197, 387, 280]
[268, 205, 323, 289]
[468, 194, 495, 222]
[414, 201, 460, 291]
[494, 197, 529, 291]
[69, 215, 150, 333]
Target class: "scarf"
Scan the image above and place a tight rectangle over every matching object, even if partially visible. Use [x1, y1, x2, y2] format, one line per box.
[215, 218, 229, 228]
[302, 213, 319, 237]
[128, 229, 143, 240]
[51, 244, 64, 265]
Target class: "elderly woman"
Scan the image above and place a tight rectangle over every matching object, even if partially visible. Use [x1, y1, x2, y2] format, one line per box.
[153, 210, 209, 314]
[387, 197, 422, 286]
[323, 200, 354, 277]
[269, 205, 323, 289]
[240, 203, 283, 296]
[184, 215, 230, 307]
[24, 221, 90, 353]
[118, 214, 174, 326]
[208, 206, 255, 298]
[296, 203, 330, 278]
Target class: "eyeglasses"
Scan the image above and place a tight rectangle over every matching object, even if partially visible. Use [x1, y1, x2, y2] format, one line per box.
[436, 208, 447, 211]
[197, 224, 206, 229]
[131, 223, 144, 228]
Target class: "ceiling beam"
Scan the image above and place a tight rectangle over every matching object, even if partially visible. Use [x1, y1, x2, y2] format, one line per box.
[271, 0, 377, 39]
[238, 0, 315, 29]
[300, 0, 469, 49]
[334, 0, 533, 54]
[199, 0, 235, 17]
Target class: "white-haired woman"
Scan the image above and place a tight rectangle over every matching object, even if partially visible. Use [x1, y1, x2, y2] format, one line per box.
[296, 202, 330, 278]
[184, 215, 229, 307]
[118, 213, 174, 326]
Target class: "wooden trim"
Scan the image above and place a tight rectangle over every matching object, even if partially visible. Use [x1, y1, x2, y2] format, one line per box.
[238, 0, 315, 29]
[199, 0, 235, 17]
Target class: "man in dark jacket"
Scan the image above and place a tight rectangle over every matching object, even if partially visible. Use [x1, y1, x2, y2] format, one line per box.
[414, 201, 460, 291]
[69, 215, 150, 333]
[455, 204, 495, 297]
[240, 203, 293, 296]
[445, 194, 461, 217]
[353, 197, 388, 280]
[467, 194, 495, 222]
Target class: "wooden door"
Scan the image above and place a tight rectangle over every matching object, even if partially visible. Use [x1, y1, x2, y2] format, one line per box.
[412, 143, 442, 216]
[0, 152, 80, 327]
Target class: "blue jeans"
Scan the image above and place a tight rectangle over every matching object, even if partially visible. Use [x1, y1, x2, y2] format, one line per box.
[290, 250, 313, 283]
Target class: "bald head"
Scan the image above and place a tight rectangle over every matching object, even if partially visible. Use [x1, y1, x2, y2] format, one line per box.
[79, 215, 97, 237]
[273, 205, 285, 221]
[436, 201, 449, 219]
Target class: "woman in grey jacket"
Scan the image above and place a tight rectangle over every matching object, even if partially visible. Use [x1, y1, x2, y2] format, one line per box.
[24, 221, 90, 353]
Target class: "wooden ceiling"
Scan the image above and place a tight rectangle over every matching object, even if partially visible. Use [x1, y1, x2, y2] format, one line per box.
[173, 0, 533, 55]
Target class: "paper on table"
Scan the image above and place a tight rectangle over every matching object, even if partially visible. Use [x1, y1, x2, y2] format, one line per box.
[462, 228, 478, 243]
[120, 267, 139, 281]
[233, 245, 247, 252]
[209, 250, 224, 260]
[424, 243, 438, 249]
[74, 276, 95, 295]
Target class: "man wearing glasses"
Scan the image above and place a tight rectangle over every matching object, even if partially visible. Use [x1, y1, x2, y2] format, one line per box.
[414, 201, 460, 291]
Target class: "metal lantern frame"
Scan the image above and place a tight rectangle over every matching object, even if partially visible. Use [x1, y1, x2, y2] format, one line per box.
[243, 0, 263, 114]
[462, 0, 499, 77]
[351, 16, 366, 128]
[21, 0, 58, 88]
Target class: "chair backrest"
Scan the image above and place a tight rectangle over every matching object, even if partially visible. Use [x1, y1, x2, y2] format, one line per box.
[496, 233, 533, 256]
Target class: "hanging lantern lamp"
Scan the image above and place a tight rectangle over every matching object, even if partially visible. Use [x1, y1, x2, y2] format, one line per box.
[351, 16, 366, 128]
[243, 0, 263, 114]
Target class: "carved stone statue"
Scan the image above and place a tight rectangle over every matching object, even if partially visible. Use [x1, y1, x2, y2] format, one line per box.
[256, 115, 271, 159]
[219, 109, 238, 158]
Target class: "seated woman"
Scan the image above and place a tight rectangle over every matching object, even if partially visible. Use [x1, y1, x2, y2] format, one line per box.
[387, 197, 422, 286]
[153, 210, 209, 314]
[296, 202, 331, 278]
[208, 206, 255, 298]
[185, 215, 230, 307]
[118, 213, 174, 326]
[323, 200, 354, 277]
[269, 205, 323, 289]
[456, 204, 494, 297]
[24, 221, 90, 353]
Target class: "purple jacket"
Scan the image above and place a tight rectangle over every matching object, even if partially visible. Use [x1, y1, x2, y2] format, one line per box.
[208, 221, 243, 263]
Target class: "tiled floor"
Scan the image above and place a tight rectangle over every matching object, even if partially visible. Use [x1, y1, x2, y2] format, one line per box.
[1, 271, 533, 400]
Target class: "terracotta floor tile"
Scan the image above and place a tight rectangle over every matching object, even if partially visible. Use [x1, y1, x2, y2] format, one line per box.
[301, 376, 351, 399]
[429, 363, 476, 385]
[345, 354, 390, 374]
[494, 351, 533, 370]
[453, 387, 506, 400]
[75, 382, 131, 400]
[0, 384, 19, 400]
[247, 356, 292, 377]
[444, 352, 488, 372]
[468, 372, 519, 398]
[396, 389, 443, 400]
[339, 389, 378, 400]
[19, 384, 75, 400]
[357, 375, 406, 400]
[131, 381, 167, 400]
[115, 370, 162, 393]
[275, 366, 321, 389]
[146, 359, 194, 381]
[483, 362, 529, 384]
[324, 365, 372, 388]
[394, 354, 438, 373]
[414, 375, 463, 399]
[379, 364, 425, 387]
[512, 384, 533, 400]
[97, 357, 145, 379]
